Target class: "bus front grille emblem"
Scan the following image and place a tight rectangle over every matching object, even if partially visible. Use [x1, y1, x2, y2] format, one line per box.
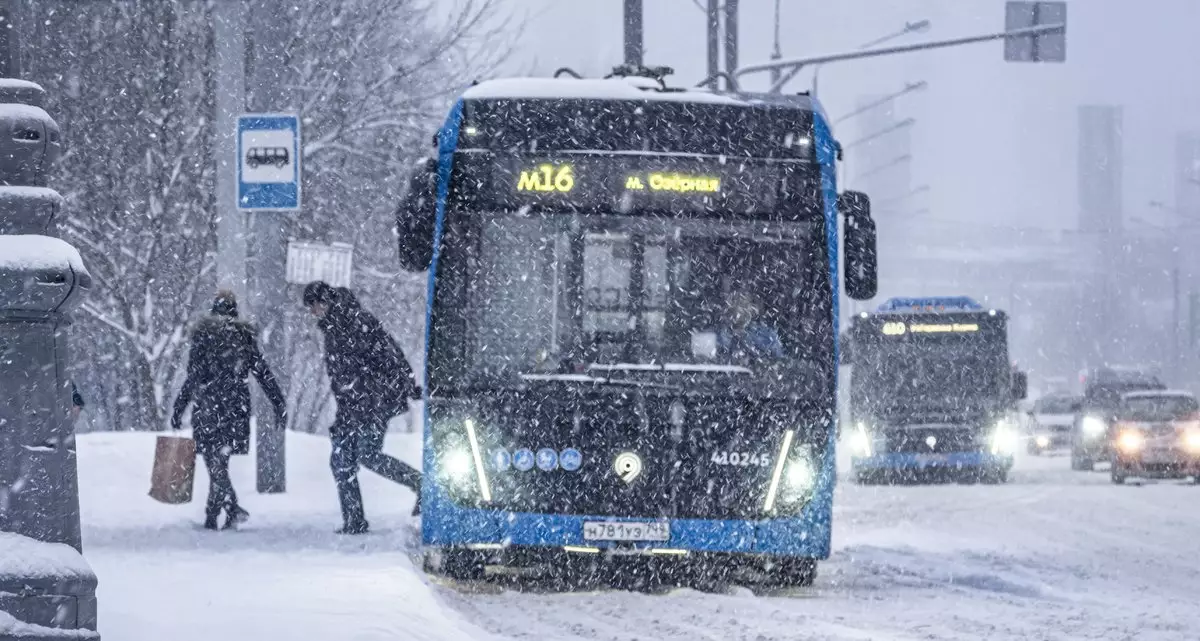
[613, 451, 643, 484]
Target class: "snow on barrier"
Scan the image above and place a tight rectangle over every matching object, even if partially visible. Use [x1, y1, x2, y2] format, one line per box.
[0, 81, 100, 640]
[0, 533, 98, 641]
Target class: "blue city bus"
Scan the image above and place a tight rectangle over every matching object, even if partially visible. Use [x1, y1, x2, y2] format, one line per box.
[395, 67, 877, 584]
[843, 296, 1027, 484]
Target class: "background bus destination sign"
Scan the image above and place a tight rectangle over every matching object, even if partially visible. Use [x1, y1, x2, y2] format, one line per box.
[489, 155, 785, 215]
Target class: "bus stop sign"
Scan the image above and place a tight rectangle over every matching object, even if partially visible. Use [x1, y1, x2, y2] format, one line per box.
[238, 113, 301, 211]
[1004, 1, 1067, 63]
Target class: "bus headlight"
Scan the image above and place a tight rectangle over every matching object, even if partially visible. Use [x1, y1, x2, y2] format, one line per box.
[784, 454, 816, 497]
[1081, 416, 1106, 438]
[989, 421, 1019, 455]
[434, 416, 493, 503]
[1117, 430, 1144, 453]
[440, 449, 473, 483]
[763, 431, 818, 513]
[850, 423, 873, 457]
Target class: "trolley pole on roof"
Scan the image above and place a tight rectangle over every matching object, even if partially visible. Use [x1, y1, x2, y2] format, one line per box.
[723, 0, 739, 81]
[623, 0, 643, 67]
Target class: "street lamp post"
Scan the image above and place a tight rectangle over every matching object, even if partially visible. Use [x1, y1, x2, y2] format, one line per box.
[811, 19, 931, 96]
[737, 21, 1067, 88]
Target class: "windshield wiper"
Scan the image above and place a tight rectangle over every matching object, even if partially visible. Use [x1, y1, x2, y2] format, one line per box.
[586, 362, 756, 375]
[520, 372, 683, 391]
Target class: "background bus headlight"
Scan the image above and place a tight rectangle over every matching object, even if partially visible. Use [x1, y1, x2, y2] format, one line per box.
[1117, 430, 1144, 453]
[1081, 416, 1106, 438]
[989, 421, 1019, 455]
[850, 423, 873, 457]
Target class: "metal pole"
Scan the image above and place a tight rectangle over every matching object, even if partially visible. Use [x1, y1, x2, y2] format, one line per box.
[1173, 265, 1181, 379]
[706, 0, 720, 83]
[736, 22, 1065, 83]
[245, 0, 288, 494]
[0, 0, 17, 78]
[623, 0, 643, 67]
[769, 0, 781, 88]
[214, 0, 247, 304]
[723, 0, 738, 80]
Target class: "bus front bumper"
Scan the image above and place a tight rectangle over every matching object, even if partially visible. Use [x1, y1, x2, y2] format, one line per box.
[851, 451, 1014, 471]
[421, 509, 831, 559]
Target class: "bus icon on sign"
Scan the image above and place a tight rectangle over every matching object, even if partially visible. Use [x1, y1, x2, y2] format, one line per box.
[246, 146, 289, 169]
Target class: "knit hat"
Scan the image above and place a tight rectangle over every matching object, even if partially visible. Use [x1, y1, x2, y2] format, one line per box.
[212, 290, 239, 318]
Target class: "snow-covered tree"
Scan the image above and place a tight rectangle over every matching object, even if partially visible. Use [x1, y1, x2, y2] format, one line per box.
[20, 0, 512, 432]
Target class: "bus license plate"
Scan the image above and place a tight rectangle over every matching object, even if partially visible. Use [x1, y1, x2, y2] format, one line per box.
[582, 521, 670, 542]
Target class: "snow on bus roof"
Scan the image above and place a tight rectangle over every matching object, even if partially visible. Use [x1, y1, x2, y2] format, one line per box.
[1122, 389, 1195, 399]
[461, 77, 789, 108]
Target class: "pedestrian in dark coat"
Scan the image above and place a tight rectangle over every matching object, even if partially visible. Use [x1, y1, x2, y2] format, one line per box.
[171, 291, 287, 530]
[303, 281, 421, 534]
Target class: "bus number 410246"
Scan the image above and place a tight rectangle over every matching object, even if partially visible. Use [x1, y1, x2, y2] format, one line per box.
[710, 451, 771, 467]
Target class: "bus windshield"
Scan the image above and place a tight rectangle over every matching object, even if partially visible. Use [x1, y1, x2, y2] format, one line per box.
[450, 212, 827, 390]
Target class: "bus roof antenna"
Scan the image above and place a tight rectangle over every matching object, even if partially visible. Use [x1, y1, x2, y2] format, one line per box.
[554, 67, 584, 79]
[607, 64, 675, 89]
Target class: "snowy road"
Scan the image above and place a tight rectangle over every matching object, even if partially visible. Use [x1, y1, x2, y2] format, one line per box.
[78, 431, 1200, 641]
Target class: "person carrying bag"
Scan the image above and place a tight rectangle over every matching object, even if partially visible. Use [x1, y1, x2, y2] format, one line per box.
[170, 291, 286, 530]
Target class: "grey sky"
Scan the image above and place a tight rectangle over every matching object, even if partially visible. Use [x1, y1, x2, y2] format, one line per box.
[492, 0, 1199, 233]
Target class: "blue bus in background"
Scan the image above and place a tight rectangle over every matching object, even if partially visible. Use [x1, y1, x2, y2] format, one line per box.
[395, 66, 877, 585]
[843, 296, 1027, 484]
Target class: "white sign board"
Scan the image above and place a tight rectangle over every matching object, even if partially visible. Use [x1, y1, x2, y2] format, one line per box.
[1004, 1, 1067, 63]
[286, 240, 353, 288]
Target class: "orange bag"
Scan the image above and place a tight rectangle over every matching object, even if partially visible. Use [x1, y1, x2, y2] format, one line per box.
[149, 435, 195, 504]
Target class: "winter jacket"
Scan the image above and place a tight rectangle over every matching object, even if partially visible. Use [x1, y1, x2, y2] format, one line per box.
[172, 315, 286, 455]
[316, 287, 418, 431]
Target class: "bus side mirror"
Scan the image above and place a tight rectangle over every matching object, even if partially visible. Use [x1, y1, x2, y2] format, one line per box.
[396, 157, 438, 272]
[1012, 371, 1028, 401]
[840, 190, 877, 301]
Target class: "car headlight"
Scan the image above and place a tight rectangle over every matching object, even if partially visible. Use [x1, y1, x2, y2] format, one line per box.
[1081, 416, 1106, 437]
[1117, 430, 1144, 453]
[1184, 430, 1200, 453]
[1035, 435, 1050, 448]
[989, 421, 1019, 455]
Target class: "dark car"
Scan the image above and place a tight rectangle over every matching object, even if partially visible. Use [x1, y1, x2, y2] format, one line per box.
[1070, 367, 1166, 471]
[1026, 394, 1081, 454]
[1109, 390, 1200, 484]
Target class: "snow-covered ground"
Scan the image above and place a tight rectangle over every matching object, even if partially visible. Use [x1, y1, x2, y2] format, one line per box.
[79, 428, 1200, 641]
